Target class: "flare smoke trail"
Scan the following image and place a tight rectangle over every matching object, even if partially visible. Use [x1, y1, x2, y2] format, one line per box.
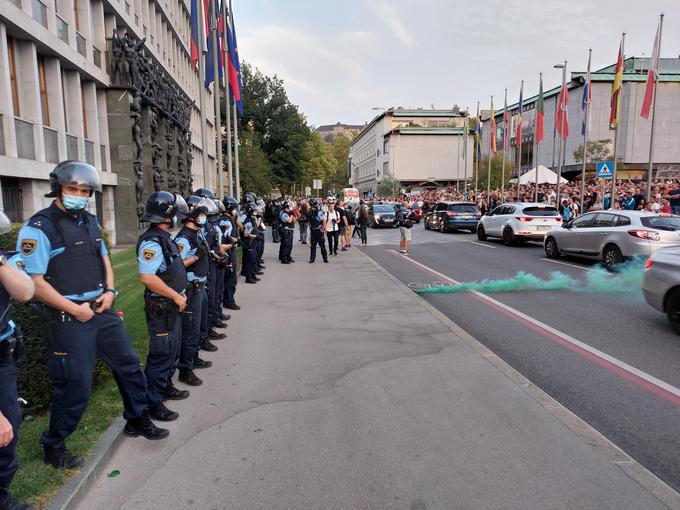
[415, 259, 645, 298]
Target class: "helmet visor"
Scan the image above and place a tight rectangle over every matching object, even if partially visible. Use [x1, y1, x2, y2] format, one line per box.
[55, 161, 102, 194]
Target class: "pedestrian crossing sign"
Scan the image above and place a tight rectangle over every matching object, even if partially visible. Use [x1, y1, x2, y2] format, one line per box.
[596, 161, 614, 179]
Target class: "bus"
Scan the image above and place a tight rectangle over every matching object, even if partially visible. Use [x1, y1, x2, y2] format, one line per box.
[342, 188, 360, 208]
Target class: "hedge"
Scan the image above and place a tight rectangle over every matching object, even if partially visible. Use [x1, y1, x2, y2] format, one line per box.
[0, 224, 113, 414]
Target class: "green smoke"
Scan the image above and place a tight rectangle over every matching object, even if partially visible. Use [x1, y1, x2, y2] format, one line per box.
[416, 258, 645, 298]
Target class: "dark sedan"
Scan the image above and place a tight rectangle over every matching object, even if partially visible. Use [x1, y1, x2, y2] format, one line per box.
[424, 202, 481, 233]
[368, 203, 398, 228]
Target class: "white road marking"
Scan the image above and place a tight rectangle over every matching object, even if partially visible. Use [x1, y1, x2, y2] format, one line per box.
[388, 250, 680, 405]
[468, 241, 497, 249]
[541, 258, 601, 273]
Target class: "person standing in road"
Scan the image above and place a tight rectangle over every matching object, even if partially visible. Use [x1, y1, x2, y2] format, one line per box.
[241, 204, 260, 282]
[396, 200, 414, 255]
[307, 199, 328, 263]
[278, 202, 295, 264]
[298, 200, 309, 245]
[0, 210, 35, 510]
[17, 161, 169, 471]
[357, 201, 369, 246]
[336, 201, 350, 251]
[325, 203, 340, 256]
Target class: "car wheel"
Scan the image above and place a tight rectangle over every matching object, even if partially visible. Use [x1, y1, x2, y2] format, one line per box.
[477, 225, 487, 241]
[666, 289, 680, 335]
[439, 222, 446, 233]
[502, 227, 515, 246]
[603, 244, 623, 270]
[544, 237, 561, 259]
[424, 219, 429, 230]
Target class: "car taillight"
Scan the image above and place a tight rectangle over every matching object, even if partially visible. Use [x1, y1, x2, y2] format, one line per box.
[644, 258, 654, 270]
[627, 230, 661, 241]
[554, 216, 563, 222]
[518, 217, 533, 222]
[447, 211, 458, 216]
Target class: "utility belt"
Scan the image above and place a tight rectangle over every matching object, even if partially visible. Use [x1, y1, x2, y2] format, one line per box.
[186, 279, 206, 297]
[0, 327, 25, 366]
[144, 291, 180, 329]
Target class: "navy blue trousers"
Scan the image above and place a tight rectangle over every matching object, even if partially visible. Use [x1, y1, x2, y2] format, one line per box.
[0, 359, 20, 490]
[222, 255, 237, 307]
[41, 308, 147, 447]
[144, 307, 181, 408]
[178, 286, 207, 370]
[207, 262, 219, 328]
[242, 243, 257, 280]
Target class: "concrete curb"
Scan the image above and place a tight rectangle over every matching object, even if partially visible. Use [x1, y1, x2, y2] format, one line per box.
[44, 417, 125, 510]
[356, 246, 680, 510]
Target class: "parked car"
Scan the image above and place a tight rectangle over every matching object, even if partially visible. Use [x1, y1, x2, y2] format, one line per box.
[410, 205, 424, 224]
[477, 203, 562, 244]
[642, 246, 680, 334]
[544, 211, 680, 269]
[424, 202, 481, 232]
[368, 203, 398, 228]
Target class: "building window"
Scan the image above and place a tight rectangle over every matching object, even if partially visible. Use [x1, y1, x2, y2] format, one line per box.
[38, 56, 50, 126]
[7, 37, 20, 117]
[382, 161, 388, 177]
[383, 137, 389, 154]
[81, 84, 88, 138]
[61, 71, 68, 132]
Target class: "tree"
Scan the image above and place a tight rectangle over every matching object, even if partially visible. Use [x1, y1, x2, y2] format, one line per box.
[328, 135, 351, 191]
[573, 139, 613, 164]
[377, 177, 401, 196]
[301, 131, 335, 194]
[237, 130, 273, 196]
[473, 155, 512, 190]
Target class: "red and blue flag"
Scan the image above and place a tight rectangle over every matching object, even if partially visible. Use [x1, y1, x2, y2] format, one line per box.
[190, 0, 200, 70]
[227, 3, 243, 115]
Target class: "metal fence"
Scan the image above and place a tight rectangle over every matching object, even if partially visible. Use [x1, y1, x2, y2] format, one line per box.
[43, 126, 59, 163]
[66, 134, 78, 160]
[14, 119, 35, 160]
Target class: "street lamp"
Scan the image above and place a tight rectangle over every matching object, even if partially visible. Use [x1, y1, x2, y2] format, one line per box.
[554, 61, 567, 204]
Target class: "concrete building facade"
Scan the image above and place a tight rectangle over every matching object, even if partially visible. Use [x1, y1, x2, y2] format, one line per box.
[480, 58, 680, 181]
[0, 0, 219, 244]
[349, 108, 473, 194]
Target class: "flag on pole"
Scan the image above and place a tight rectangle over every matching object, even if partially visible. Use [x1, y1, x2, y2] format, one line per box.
[204, 0, 223, 89]
[536, 74, 544, 143]
[609, 36, 624, 128]
[503, 100, 509, 151]
[515, 82, 523, 149]
[474, 113, 482, 160]
[641, 19, 662, 119]
[227, 1, 243, 115]
[581, 50, 592, 135]
[490, 99, 497, 154]
[190, 0, 200, 70]
[556, 82, 569, 140]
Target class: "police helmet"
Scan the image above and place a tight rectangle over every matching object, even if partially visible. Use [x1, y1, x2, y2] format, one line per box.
[222, 195, 238, 209]
[185, 195, 211, 221]
[0, 210, 11, 236]
[193, 188, 215, 200]
[308, 198, 318, 207]
[244, 203, 257, 215]
[142, 191, 188, 223]
[281, 201, 291, 210]
[215, 199, 226, 214]
[46, 160, 102, 198]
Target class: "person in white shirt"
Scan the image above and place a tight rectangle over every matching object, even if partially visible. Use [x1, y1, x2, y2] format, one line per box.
[325, 203, 340, 256]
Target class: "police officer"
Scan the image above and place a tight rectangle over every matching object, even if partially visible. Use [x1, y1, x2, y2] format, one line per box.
[211, 200, 233, 323]
[241, 204, 259, 283]
[254, 209, 266, 274]
[137, 192, 189, 421]
[221, 196, 241, 311]
[278, 202, 295, 264]
[175, 196, 213, 387]
[17, 161, 168, 470]
[308, 198, 329, 264]
[0, 211, 35, 510]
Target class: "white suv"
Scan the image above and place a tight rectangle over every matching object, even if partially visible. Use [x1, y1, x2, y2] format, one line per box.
[477, 202, 562, 245]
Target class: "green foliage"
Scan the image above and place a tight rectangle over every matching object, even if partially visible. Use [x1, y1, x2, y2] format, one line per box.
[329, 135, 351, 191]
[573, 139, 613, 164]
[237, 130, 274, 196]
[301, 131, 336, 193]
[377, 177, 401, 196]
[474, 155, 513, 190]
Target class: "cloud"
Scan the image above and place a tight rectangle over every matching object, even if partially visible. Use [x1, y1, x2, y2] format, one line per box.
[369, 0, 415, 48]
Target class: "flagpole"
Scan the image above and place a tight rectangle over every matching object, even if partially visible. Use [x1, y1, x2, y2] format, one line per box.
[211, 2, 224, 196]
[501, 89, 507, 202]
[464, 107, 469, 199]
[517, 81, 523, 191]
[456, 123, 461, 193]
[646, 15, 664, 202]
[535, 72, 542, 202]
[223, 0, 234, 197]
[475, 101, 480, 196]
[556, 60, 567, 205]
[580, 49, 592, 214]
[611, 33, 625, 209]
[487, 96, 493, 203]
[197, 0, 210, 187]
[230, 0, 241, 202]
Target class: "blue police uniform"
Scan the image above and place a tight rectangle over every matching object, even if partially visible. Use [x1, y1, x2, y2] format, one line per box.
[220, 215, 238, 307]
[0, 255, 28, 494]
[278, 210, 294, 263]
[175, 226, 209, 370]
[204, 220, 221, 331]
[17, 203, 148, 448]
[137, 226, 187, 409]
[241, 216, 258, 281]
[211, 220, 226, 321]
[308, 209, 328, 263]
[255, 217, 265, 270]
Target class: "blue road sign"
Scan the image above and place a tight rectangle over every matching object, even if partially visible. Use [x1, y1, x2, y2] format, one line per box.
[596, 161, 614, 179]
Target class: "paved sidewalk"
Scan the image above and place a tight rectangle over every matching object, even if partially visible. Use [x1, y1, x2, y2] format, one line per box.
[76, 242, 672, 510]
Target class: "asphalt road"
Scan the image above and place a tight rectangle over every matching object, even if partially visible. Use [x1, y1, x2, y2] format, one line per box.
[361, 223, 680, 493]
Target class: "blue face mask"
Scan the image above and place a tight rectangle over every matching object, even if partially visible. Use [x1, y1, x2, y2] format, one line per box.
[62, 194, 89, 211]
[197, 215, 207, 226]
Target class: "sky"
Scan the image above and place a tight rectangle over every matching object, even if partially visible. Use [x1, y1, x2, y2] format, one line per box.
[235, 0, 680, 127]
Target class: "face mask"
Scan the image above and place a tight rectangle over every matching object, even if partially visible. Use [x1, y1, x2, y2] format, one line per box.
[62, 194, 89, 211]
[232, 208, 238, 216]
[197, 215, 207, 226]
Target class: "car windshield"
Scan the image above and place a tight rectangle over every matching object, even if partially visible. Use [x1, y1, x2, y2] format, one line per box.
[373, 205, 395, 214]
[449, 204, 479, 213]
[523, 206, 560, 217]
[641, 216, 680, 231]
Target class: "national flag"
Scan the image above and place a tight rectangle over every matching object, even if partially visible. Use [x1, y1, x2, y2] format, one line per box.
[515, 82, 523, 149]
[204, 0, 224, 89]
[227, 1, 243, 115]
[556, 82, 569, 140]
[489, 98, 497, 154]
[641, 18, 662, 119]
[609, 36, 624, 128]
[190, 0, 200, 70]
[474, 112, 482, 160]
[581, 51, 592, 136]
[536, 74, 544, 143]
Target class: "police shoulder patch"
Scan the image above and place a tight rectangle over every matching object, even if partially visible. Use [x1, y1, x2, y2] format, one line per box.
[20, 239, 37, 256]
[143, 249, 156, 261]
[176, 243, 185, 253]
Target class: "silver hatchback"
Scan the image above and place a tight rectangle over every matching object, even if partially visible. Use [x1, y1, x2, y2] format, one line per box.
[544, 211, 680, 269]
[642, 246, 680, 334]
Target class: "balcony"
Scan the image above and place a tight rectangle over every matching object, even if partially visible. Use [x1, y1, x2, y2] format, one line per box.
[56, 15, 68, 44]
[32, 0, 48, 28]
[84, 139, 94, 165]
[14, 118, 35, 160]
[66, 134, 78, 160]
[93, 46, 101, 68]
[76, 32, 86, 57]
[43, 127, 59, 163]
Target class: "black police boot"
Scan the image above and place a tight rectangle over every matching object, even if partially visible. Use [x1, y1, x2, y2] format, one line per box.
[245, 278, 257, 284]
[255, 271, 264, 275]
[149, 403, 179, 422]
[213, 320, 228, 329]
[164, 383, 190, 401]
[224, 304, 241, 310]
[124, 414, 170, 440]
[201, 339, 219, 351]
[218, 312, 232, 321]
[260, 264, 267, 269]
[208, 329, 226, 340]
[179, 368, 203, 386]
[43, 444, 83, 470]
[0, 488, 31, 510]
[193, 357, 212, 369]
[289, 258, 295, 263]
